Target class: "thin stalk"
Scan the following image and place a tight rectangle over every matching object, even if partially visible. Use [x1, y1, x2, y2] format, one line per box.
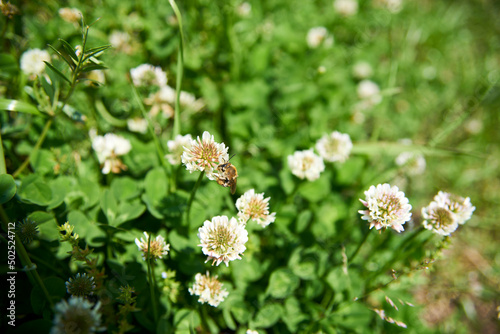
[169, 0, 185, 138]
[146, 234, 159, 324]
[184, 172, 205, 226]
[0, 130, 6, 174]
[12, 117, 54, 178]
[349, 227, 373, 264]
[130, 83, 170, 172]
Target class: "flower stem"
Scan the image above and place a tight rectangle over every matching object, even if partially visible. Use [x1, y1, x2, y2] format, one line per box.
[0, 131, 6, 174]
[146, 235, 159, 324]
[349, 227, 373, 264]
[12, 117, 54, 178]
[169, 0, 185, 139]
[184, 172, 205, 226]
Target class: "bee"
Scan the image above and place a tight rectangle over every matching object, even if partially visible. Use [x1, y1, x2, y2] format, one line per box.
[216, 155, 238, 194]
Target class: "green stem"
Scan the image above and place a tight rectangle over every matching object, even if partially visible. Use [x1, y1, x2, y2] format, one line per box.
[184, 172, 205, 226]
[0, 130, 6, 174]
[146, 235, 159, 324]
[130, 83, 170, 172]
[12, 117, 54, 178]
[169, 0, 185, 139]
[349, 227, 373, 264]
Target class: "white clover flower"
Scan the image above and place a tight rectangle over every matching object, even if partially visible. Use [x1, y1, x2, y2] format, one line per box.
[359, 183, 412, 232]
[181, 131, 229, 180]
[127, 118, 148, 134]
[188, 272, 229, 307]
[352, 61, 373, 79]
[130, 64, 167, 87]
[58, 7, 82, 23]
[288, 149, 325, 181]
[306, 27, 330, 48]
[421, 201, 458, 236]
[20, 49, 51, 77]
[433, 191, 475, 225]
[166, 134, 193, 165]
[135, 232, 170, 260]
[237, 2, 252, 17]
[357, 80, 382, 105]
[91, 133, 132, 174]
[51, 297, 102, 334]
[109, 30, 134, 54]
[197, 215, 248, 266]
[315, 131, 353, 163]
[333, 0, 358, 17]
[236, 189, 276, 227]
[377, 0, 403, 13]
[395, 152, 426, 176]
[246, 330, 259, 334]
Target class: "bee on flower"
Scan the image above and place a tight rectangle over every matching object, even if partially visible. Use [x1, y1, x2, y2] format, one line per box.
[181, 131, 229, 181]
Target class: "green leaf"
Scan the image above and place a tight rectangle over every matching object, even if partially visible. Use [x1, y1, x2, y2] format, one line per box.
[83, 44, 112, 58]
[58, 39, 79, 61]
[29, 211, 58, 241]
[30, 149, 55, 176]
[111, 177, 141, 201]
[17, 174, 52, 206]
[67, 210, 106, 246]
[79, 63, 108, 73]
[48, 44, 75, 70]
[30, 277, 66, 314]
[100, 189, 118, 225]
[142, 167, 168, 219]
[251, 302, 283, 328]
[266, 268, 299, 299]
[44, 62, 71, 84]
[282, 297, 308, 333]
[0, 174, 16, 204]
[0, 53, 19, 78]
[0, 99, 42, 116]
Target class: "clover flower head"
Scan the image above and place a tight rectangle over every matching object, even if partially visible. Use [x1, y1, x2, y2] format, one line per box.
[395, 152, 426, 176]
[358, 183, 412, 232]
[181, 131, 229, 180]
[288, 149, 325, 181]
[20, 49, 51, 77]
[91, 133, 132, 174]
[51, 297, 102, 334]
[166, 134, 193, 165]
[237, 2, 252, 17]
[58, 7, 82, 23]
[65, 273, 96, 297]
[306, 26, 331, 48]
[130, 64, 167, 87]
[188, 272, 229, 307]
[315, 131, 353, 163]
[236, 189, 276, 227]
[352, 61, 373, 79]
[333, 0, 358, 17]
[421, 201, 458, 236]
[135, 232, 170, 260]
[433, 191, 475, 225]
[198, 215, 248, 266]
[357, 79, 382, 105]
[109, 30, 133, 53]
[127, 118, 148, 134]
[16, 219, 39, 244]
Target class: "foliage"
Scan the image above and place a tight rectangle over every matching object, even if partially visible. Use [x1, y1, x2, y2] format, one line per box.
[1, 0, 499, 333]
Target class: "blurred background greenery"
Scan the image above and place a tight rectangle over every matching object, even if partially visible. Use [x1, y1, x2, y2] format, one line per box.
[1, 0, 499, 333]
